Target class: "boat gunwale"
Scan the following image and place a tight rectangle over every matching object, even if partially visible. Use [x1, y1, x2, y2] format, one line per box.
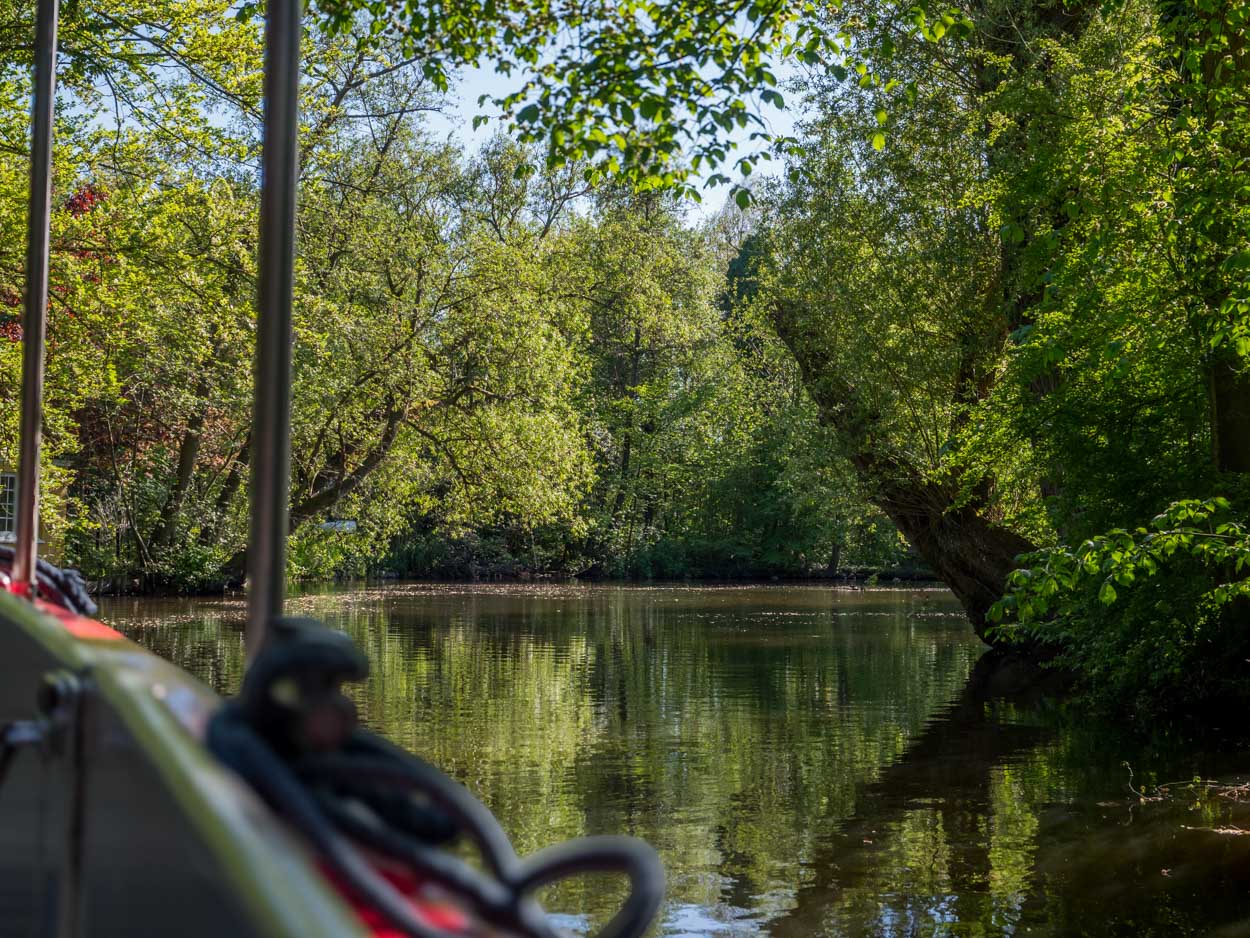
[0, 589, 367, 938]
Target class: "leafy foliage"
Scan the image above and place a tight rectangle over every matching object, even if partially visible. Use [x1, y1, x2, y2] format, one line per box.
[994, 498, 1250, 622]
[991, 500, 1250, 715]
[307, 0, 974, 198]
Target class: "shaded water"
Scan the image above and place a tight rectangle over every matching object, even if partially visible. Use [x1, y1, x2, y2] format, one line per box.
[101, 583, 1250, 937]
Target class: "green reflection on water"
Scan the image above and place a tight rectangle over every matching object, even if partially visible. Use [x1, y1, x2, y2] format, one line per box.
[101, 584, 1250, 937]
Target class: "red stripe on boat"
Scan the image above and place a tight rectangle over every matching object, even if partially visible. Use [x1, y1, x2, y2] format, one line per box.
[320, 864, 473, 936]
[36, 601, 124, 641]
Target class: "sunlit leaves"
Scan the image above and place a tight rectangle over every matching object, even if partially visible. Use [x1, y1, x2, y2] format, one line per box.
[1162, 1, 1250, 357]
[980, 2, 1250, 707]
[992, 499, 1250, 630]
[308, 0, 972, 195]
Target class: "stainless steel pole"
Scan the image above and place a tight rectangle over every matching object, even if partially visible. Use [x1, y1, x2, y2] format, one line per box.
[13, 0, 60, 595]
[246, 0, 302, 656]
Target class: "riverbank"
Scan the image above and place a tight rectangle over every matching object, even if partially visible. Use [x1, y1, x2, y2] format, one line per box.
[85, 562, 940, 598]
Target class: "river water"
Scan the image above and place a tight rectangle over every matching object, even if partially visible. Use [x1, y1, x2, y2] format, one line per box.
[100, 583, 1250, 937]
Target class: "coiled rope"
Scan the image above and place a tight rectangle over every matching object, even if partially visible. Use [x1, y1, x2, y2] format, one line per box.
[208, 618, 665, 938]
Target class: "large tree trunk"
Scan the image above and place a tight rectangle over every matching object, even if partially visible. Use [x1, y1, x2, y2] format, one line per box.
[871, 475, 1035, 641]
[288, 403, 405, 530]
[150, 385, 209, 549]
[221, 405, 407, 579]
[775, 304, 1035, 644]
[762, 5, 1112, 643]
[1210, 352, 1250, 474]
[1174, 5, 1250, 476]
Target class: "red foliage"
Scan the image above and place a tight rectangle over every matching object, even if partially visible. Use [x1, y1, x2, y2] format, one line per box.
[65, 183, 105, 217]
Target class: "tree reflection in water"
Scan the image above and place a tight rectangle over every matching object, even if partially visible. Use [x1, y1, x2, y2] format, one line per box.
[104, 584, 1250, 937]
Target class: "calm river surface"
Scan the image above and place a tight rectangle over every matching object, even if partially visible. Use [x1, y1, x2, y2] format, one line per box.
[100, 583, 1250, 937]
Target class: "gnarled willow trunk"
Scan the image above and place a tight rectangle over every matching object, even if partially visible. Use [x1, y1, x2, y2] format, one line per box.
[870, 475, 1035, 642]
[775, 304, 1035, 645]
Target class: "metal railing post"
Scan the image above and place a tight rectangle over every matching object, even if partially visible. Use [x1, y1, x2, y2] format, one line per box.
[246, 0, 302, 657]
[13, 0, 60, 595]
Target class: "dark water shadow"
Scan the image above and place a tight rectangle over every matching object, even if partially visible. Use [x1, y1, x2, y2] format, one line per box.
[764, 651, 1250, 938]
[764, 650, 1057, 937]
